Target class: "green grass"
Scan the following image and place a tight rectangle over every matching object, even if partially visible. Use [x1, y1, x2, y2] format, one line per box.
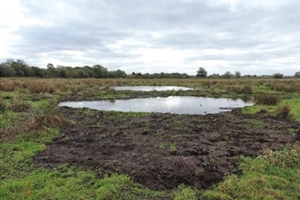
[30, 99, 52, 108]
[0, 169, 168, 200]
[281, 98, 300, 120]
[172, 185, 198, 200]
[242, 98, 300, 121]
[0, 111, 20, 127]
[1, 78, 300, 199]
[201, 143, 300, 200]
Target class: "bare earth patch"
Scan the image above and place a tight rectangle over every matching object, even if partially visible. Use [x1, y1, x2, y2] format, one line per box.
[34, 107, 300, 190]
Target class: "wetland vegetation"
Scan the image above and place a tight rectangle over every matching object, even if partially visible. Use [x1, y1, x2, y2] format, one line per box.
[1, 77, 300, 199]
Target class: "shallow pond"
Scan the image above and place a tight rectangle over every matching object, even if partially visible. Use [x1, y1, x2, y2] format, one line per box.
[114, 86, 193, 91]
[59, 96, 253, 115]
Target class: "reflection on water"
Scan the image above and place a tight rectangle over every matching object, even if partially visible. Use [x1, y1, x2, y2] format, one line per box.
[114, 86, 193, 91]
[59, 96, 253, 115]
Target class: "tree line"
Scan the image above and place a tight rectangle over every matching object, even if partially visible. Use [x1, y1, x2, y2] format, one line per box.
[0, 59, 190, 79]
[0, 59, 299, 79]
[0, 59, 127, 78]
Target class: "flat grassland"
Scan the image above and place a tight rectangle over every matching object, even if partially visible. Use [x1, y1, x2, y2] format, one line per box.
[1, 78, 300, 199]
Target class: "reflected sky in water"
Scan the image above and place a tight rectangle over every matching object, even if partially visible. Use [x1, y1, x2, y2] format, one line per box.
[114, 86, 193, 91]
[59, 96, 253, 115]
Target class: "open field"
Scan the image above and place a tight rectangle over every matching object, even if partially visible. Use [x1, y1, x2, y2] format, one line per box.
[1, 78, 300, 199]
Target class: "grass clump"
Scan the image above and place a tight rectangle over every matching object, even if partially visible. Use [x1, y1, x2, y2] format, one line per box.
[172, 184, 198, 200]
[275, 105, 291, 119]
[0, 79, 17, 91]
[10, 101, 32, 112]
[262, 143, 300, 168]
[27, 113, 66, 130]
[254, 93, 280, 105]
[266, 81, 300, 93]
[226, 85, 252, 95]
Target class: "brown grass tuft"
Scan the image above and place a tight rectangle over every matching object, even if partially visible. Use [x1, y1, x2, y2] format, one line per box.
[10, 101, 32, 112]
[275, 105, 291, 119]
[28, 113, 66, 130]
[254, 93, 280, 105]
[0, 80, 17, 91]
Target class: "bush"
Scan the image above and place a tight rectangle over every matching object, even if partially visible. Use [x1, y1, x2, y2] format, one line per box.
[241, 86, 252, 94]
[254, 93, 280, 105]
[267, 82, 300, 93]
[275, 105, 291, 119]
[272, 73, 284, 79]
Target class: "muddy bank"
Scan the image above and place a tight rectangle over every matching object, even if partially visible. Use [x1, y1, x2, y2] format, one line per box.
[34, 107, 300, 190]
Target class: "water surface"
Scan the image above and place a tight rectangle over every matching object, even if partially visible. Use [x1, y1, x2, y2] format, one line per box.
[59, 96, 253, 115]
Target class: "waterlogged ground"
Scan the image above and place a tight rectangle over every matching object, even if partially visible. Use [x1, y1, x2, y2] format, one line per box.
[34, 107, 300, 190]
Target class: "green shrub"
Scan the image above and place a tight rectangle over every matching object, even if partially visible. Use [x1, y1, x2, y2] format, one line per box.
[272, 73, 284, 79]
[254, 93, 280, 105]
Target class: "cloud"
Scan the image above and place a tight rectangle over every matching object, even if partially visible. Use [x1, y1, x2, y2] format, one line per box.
[0, 0, 299, 75]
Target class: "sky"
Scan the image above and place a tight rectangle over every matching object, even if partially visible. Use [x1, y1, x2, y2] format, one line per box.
[0, 0, 299, 76]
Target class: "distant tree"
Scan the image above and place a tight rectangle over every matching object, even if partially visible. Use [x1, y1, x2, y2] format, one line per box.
[8, 59, 28, 77]
[47, 63, 54, 68]
[273, 73, 284, 79]
[56, 67, 67, 78]
[21, 65, 34, 77]
[196, 67, 207, 78]
[109, 69, 127, 78]
[295, 71, 300, 78]
[235, 71, 241, 78]
[0, 64, 16, 77]
[208, 73, 220, 78]
[31, 66, 45, 77]
[46, 63, 57, 77]
[222, 71, 232, 79]
[93, 64, 109, 78]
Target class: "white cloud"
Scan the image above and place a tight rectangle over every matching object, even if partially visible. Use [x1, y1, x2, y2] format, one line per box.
[0, 0, 299, 75]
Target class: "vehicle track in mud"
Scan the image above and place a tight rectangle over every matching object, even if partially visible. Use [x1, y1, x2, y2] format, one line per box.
[34, 107, 300, 190]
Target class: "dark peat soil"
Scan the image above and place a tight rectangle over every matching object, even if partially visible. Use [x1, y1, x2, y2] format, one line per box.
[34, 107, 300, 190]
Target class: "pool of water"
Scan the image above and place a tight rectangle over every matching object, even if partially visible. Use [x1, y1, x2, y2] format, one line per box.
[114, 86, 193, 91]
[59, 96, 253, 115]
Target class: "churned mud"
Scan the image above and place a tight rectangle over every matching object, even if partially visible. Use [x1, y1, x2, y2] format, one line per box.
[34, 107, 300, 190]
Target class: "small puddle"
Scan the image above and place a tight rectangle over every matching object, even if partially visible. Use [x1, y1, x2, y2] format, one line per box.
[114, 86, 193, 91]
[59, 96, 253, 115]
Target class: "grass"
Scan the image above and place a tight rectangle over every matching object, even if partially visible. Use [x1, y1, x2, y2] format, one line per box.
[200, 143, 300, 200]
[253, 93, 280, 105]
[242, 119, 268, 129]
[1, 77, 300, 199]
[242, 98, 300, 121]
[0, 168, 168, 200]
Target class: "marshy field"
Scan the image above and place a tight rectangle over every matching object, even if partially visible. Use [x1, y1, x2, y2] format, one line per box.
[1, 78, 300, 199]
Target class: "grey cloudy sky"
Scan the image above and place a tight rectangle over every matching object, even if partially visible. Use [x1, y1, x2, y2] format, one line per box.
[1, 0, 299, 75]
